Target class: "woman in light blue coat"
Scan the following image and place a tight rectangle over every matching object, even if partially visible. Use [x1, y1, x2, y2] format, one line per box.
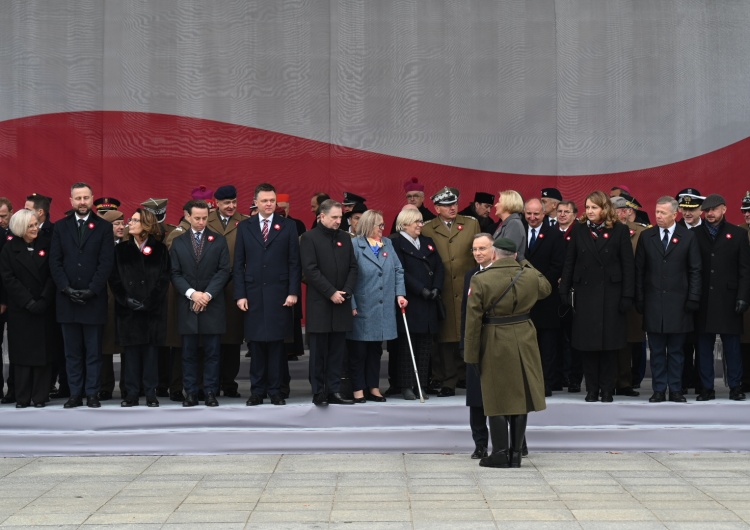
[348, 210, 407, 403]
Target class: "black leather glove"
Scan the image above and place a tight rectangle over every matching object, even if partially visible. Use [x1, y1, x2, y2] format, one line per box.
[685, 300, 700, 313]
[430, 288, 440, 300]
[420, 288, 432, 300]
[77, 289, 95, 301]
[619, 297, 633, 314]
[126, 298, 145, 311]
[736, 300, 749, 314]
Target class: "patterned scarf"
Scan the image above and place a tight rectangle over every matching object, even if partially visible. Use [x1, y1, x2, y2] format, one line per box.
[705, 220, 720, 241]
[586, 220, 606, 239]
[367, 237, 383, 256]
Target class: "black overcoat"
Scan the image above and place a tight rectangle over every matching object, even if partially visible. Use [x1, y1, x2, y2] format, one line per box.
[693, 219, 750, 334]
[391, 234, 445, 335]
[109, 236, 171, 346]
[559, 221, 635, 351]
[49, 213, 114, 325]
[0, 235, 57, 366]
[299, 223, 357, 333]
[233, 215, 301, 342]
[169, 229, 230, 335]
[525, 222, 564, 329]
[635, 224, 701, 333]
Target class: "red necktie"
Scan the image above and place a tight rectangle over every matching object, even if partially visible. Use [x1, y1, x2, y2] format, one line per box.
[262, 219, 269, 242]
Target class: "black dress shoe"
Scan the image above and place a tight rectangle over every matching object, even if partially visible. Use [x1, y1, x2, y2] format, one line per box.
[120, 399, 138, 407]
[471, 446, 488, 459]
[170, 391, 186, 402]
[615, 387, 640, 397]
[246, 394, 264, 406]
[568, 384, 581, 393]
[600, 392, 613, 403]
[328, 393, 355, 405]
[584, 391, 598, 402]
[312, 392, 329, 406]
[33, 402, 45, 408]
[15, 402, 29, 409]
[479, 450, 510, 468]
[352, 396, 367, 404]
[668, 391, 687, 403]
[47, 387, 58, 399]
[270, 395, 286, 405]
[146, 396, 159, 407]
[649, 391, 666, 403]
[729, 387, 746, 401]
[205, 392, 219, 407]
[696, 389, 716, 401]
[223, 389, 241, 398]
[1, 394, 16, 404]
[183, 394, 200, 407]
[86, 395, 101, 408]
[97, 391, 112, 401]
[437, 387, 455, 397]
[366, 393, 387, 402]
[63, 396, 83, 409]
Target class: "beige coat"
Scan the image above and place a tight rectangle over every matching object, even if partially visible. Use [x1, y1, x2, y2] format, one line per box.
[421, 214, 480, 342]
[207, 210, 248, 344]
[464, 259, 551, 416]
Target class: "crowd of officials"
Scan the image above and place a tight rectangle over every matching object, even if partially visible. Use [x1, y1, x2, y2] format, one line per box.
[1, 179, 750, 465]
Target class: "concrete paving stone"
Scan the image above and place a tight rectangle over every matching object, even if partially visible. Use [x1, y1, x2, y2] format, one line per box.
[622, 485, 705, 495]
[329, 524, 412, 530]
[663, 523, 750, 530]
[337, 472, 407, 482]
[184, 494, 259, 504]
[175, 501, 254, 512]
[94, 501, 183, 514]
[242, 525, 328, 530]
[416, 523, 563, 530]
[716, 501, 750, 510]
[334, 485, 407, 495]
[608, 471, 681, 478]
[83, 512, 172, 524]
[0, 526, 80, 530]
[269, 472, 338, 482]
[161, 524, 246, 530]
[276, 454, 405, 474]
[486, 500, 568, 509]
[680, 476, 750, 486]
[263, 487, 337, 497]
[80, 524, 163, 530]
[411, 508, 495, 521]
[630, 491, 713, 502]
[555, 492, 632, 501]
[410, 500, 489, 510]
[404, 471, 475, 480]
[143, 455, 281, 475]
[6, 462, 152, 478]
[330, 501, 408, 511]
[705, 492, 750, 501]
[165, 510, 251, 523]
[614, 477, 690, 486]
[259, 493, 334, 503]
[332, 492, 409, 502]
[190, 485, 264, 494]
[109, 494, 189, 503]
[201, 473, 274, 483]
[491, 508, 576, 521]
[572, 508, 658, 521]
[254, 501, 333, 512]
[17, 502, 106, 515]
[562, 501, 644, 510]
[1, 512, 91, 525]
[551, 485, 627, 494]
[639, 500, 723, 510]
[248, 510, 332, 523]
[677, 471, 747, 479]
[329, 509, 412, 522]
[578, 523, 667, 530]
[729, 510, 750, 522]
[650, 509, 741, 522]
[482, 491, 560, 501]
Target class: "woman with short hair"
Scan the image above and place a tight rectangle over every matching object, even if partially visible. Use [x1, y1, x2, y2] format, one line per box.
[493, 190, 527, 260]
[109, 208, 171, 407]
[0, 210, 56, 408]
[348, 210, 407, 402]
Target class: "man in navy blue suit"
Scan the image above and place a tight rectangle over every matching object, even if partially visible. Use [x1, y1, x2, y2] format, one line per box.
[49, 183, 114, 408]
[234, 183, 301, 406]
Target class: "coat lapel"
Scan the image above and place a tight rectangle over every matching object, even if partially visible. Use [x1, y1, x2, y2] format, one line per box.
[356, 237, 383, 269]
[265, 217, 282, 246]
[13, 239, 42, 282]
[250, 217, 266, 247]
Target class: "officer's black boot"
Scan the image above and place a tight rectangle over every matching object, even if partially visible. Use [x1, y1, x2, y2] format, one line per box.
[479, 415, 510, 468]
[509, 414, 528, 468]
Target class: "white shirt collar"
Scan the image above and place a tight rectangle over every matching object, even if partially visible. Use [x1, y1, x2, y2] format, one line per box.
[259, 213, 274, 227]
[661, 223, 676, 240]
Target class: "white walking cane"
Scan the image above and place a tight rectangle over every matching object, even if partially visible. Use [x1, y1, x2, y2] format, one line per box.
[401, 307, 425, 403]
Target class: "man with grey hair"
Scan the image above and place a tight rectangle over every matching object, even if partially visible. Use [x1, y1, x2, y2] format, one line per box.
[635, 196, 701, 403]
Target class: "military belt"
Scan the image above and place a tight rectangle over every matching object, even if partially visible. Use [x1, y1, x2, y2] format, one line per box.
[482, 313, 530, 325]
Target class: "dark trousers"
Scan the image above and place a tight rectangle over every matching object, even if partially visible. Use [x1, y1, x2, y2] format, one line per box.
[469, 405, 489, 448]
[219, 343, 241, 393]
[741, 343, 750, 389]
[61, 323, 103, 397]
[537, 328, 562, 389]
[15, 364, 52, 406]
[697, 333, 742, 390]
[309, 332, 346, 394]
[681, 332, 700, 391]
[616, 342, 641, 389]
[582, 349, 617, 394]
[182, 334, 220, 395]
[50, 346, 69, 394]
[432, 341, 465, 389]
[249, 340, 284, 398]
[100, 354, 126, 396]
[396, 333, 431, 390]
[386, 338, 398, 389]
[123, 344, 158, 400]
[648, 332, 686, 393]
[349, 340, 384, 391]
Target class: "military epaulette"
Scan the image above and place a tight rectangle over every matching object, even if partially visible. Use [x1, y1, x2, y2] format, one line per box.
[639, 223, 651, 228]
[174, 226, 184, 232]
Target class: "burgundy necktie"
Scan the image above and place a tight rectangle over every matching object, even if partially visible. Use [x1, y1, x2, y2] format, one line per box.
[262, 219, 269, 242]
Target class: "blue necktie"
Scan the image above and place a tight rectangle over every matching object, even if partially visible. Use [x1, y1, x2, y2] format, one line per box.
[529, 228, 537, 250]
[662, 229, 668, 251]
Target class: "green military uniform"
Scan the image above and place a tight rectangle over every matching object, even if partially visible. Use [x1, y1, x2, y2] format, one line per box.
[464, 258, 550, 417]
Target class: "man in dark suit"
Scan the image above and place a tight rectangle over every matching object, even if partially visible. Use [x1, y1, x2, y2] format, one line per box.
[635, 196, 701, 403]
[170, 199, 231, 407]
[300, 199, 358, 405]
[234, 183, 301, 406]
[49, 183, 114, 408]
[0, 197, 13, 402]
[693, 194, 750, 401]
[524, 198, 565, 396]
